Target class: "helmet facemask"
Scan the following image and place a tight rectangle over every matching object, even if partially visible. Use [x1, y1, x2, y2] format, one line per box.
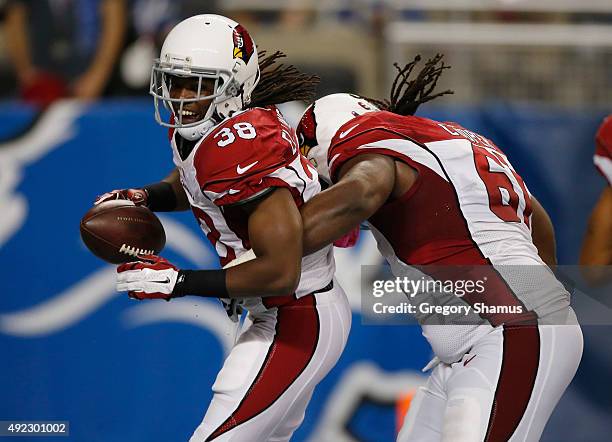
[150, 59, 240, 130]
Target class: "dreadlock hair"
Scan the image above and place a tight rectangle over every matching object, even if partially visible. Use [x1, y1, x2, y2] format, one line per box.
[249, 50, 320, 108]
[365, 54, 454, 116]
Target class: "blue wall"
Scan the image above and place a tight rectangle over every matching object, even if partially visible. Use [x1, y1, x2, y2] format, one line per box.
[0, 100, 608, 441]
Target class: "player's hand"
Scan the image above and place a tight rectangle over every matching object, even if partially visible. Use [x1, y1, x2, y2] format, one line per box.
[116, 254, 182, 301]
[95, 188, 148, 206]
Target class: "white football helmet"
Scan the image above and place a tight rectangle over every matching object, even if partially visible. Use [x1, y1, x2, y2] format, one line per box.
[150, 14, 260, 139]
[296, 93, 379, 183]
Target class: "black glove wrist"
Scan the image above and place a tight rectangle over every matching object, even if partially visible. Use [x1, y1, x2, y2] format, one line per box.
[172, 269, 228, 298]
[172, 270, 189, 298]
[143, 181, 178, 212]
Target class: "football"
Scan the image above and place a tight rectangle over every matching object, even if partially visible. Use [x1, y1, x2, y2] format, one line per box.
[80, 200, 166, 264]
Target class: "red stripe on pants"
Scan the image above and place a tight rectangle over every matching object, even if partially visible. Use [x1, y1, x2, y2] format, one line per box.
[485, 324, 540, 442]
[207, 295, 320, 441]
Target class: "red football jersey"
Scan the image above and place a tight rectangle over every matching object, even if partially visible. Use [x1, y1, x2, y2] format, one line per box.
[326, 111, 571, 327]
[300, 94, 571, 363]
[594, 115, 612, 186]
[170, 106, 333, 304]
[194, 106, 312, 207]
[327, 111, 534, 264]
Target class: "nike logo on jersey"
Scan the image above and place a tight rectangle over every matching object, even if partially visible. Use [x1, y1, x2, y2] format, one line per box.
[463, 354, 477, 366]
[228, 189, 241, 195]
[237, 161, 259, 175]
[339, 124, 359, 139]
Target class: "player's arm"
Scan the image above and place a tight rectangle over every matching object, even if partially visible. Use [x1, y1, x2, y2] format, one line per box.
[581, 187, 612, 265]
[301, 154, 396, 255]
[94, 167, 190, 211]
[579, 187, 612, 284]
[117, 187, 303, 299]
[580, 115, 612, 283]
[168, 187, 302, 298]
[530, 196, 557, 269]
[5, 1, 37, 87]
[223, 188, 302, 297]
[72, 0, 127, 99]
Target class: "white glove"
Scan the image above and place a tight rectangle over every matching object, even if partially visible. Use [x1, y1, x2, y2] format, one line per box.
[116, 255, 179, 301]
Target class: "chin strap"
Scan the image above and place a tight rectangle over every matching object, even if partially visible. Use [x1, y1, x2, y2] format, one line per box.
[177, 118, 217, 141]
[175, 93, 247, 141]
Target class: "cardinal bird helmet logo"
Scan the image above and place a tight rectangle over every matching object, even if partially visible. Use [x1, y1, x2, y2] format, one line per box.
[232, 24, 255, 64]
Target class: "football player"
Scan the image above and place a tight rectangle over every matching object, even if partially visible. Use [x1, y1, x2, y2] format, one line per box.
[97, 15, 351, 442]
[580, 115, 612, 283]
[294, 55, 583, 441]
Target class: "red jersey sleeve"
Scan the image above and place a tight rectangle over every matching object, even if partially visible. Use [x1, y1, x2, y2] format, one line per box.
[594, 115, 612, 186]
[326, 112, 449, 182]
[195, 107, 308, 206]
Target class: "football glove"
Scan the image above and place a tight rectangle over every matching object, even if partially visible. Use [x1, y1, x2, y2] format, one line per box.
[117, 254, 181, 301]
[95, 188, 148, 206]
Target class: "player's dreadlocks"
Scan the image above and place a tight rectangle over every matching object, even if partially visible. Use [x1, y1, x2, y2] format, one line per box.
[366, 54, 453, 116]
[250, 50, 320, 108]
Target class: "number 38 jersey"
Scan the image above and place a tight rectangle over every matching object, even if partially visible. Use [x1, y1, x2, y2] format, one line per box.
[170, 106, 334, 309]
[324, 110, 571, 362]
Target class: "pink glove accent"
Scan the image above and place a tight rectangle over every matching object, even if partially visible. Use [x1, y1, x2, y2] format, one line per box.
[333, 227, 360, 248]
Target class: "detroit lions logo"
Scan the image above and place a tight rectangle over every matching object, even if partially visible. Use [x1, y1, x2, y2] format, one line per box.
[0, 103, 234, 352]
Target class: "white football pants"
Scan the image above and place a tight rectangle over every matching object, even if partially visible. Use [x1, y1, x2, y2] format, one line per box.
[190, 280, 351, 442]
[398, 310, 583, 442]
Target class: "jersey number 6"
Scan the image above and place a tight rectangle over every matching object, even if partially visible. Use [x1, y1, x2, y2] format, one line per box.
[473, 145, 532, 227]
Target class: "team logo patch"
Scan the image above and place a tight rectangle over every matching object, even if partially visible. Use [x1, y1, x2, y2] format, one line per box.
[232, 24, 255, 63]
[300, 144, 313, 158]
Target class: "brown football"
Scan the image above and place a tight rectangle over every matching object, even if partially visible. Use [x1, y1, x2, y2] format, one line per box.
[80, 200, 166, 264]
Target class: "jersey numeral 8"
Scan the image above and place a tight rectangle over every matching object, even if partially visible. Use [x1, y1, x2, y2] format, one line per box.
[214, 122, 257, 147]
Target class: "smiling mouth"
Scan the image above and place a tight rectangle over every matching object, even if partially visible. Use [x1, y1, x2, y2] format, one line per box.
[176, 108, 201, 123]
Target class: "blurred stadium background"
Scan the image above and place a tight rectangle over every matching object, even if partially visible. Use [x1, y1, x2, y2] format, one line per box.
[0, 1, 610, 441]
